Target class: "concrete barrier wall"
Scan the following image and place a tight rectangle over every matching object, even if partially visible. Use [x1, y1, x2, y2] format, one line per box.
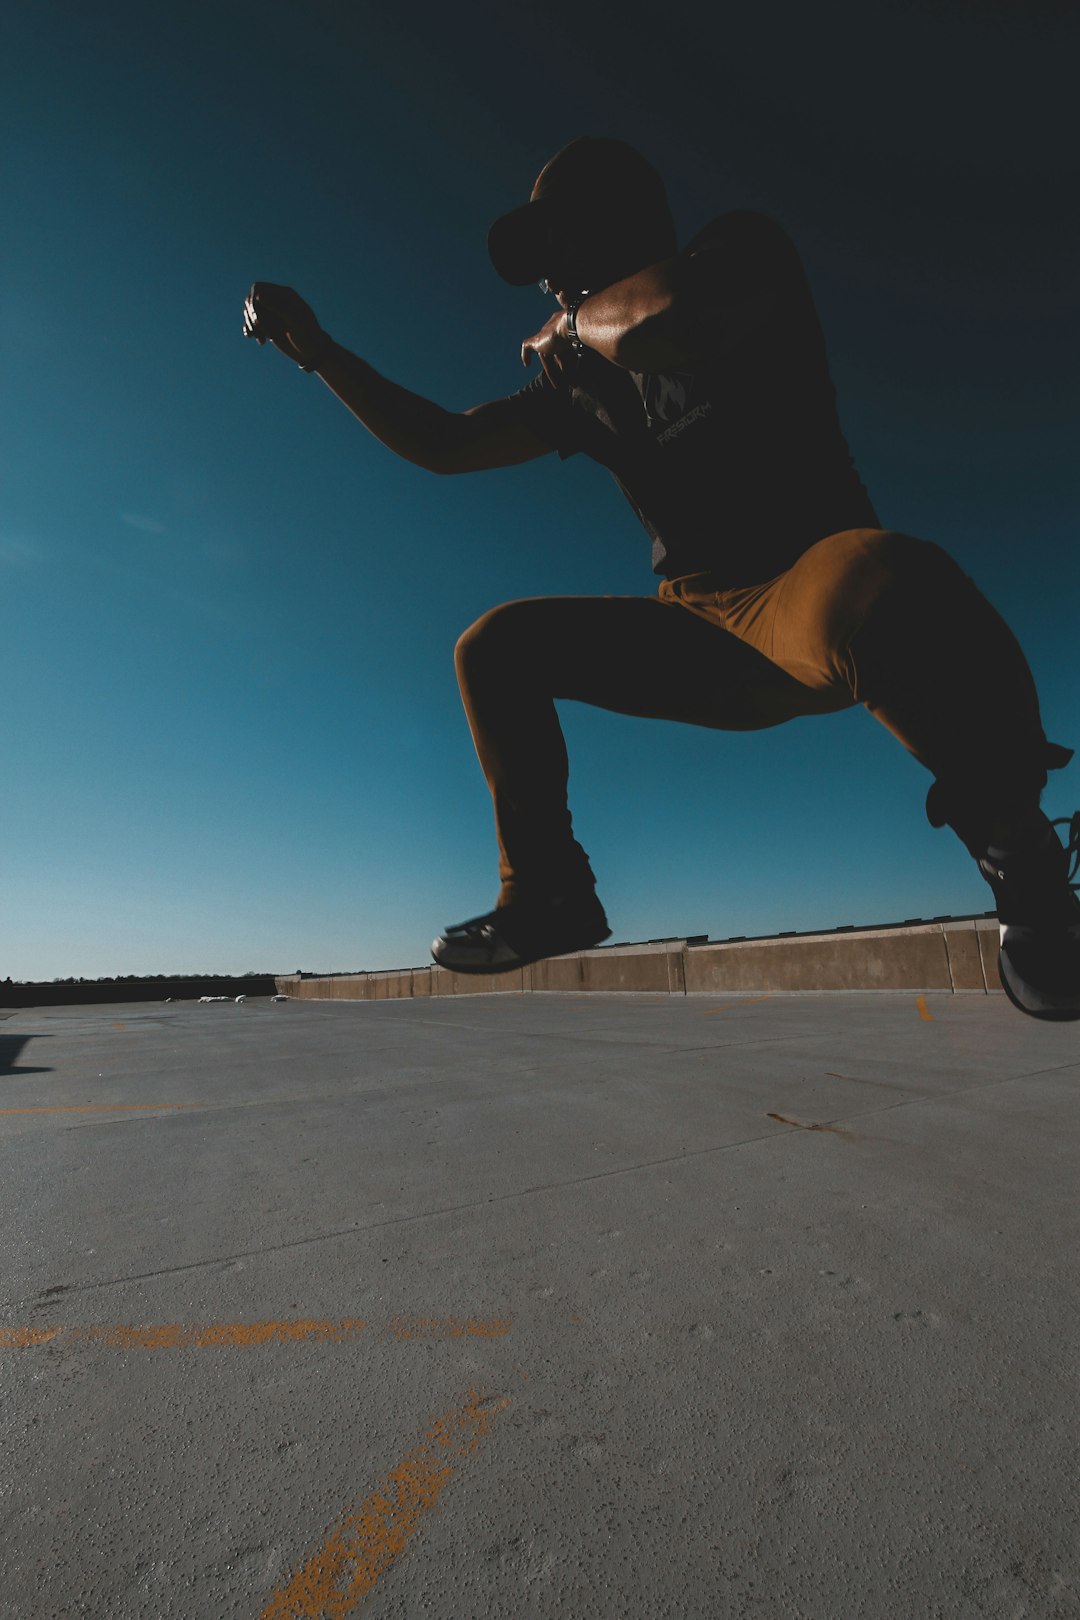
[683, 920, 997, 994]
[277, 918, 1001, 1002]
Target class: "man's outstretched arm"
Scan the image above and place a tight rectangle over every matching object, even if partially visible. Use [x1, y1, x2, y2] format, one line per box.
[244, 282, 552, 474]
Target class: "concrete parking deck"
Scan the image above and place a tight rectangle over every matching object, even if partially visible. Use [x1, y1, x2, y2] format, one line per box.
[2, 993, 1077, 1618]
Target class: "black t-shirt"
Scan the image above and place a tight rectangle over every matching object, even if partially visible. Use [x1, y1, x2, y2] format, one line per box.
[509, 210, 880, 583]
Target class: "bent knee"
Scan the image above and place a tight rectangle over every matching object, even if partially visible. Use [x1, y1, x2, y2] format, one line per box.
[454, 599, 537, 676]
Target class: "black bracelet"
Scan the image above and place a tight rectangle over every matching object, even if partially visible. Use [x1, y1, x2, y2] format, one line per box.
[565, 297, 586, 354]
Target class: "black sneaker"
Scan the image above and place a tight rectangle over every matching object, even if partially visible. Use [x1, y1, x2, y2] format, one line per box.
[977, 812, 1080, 1020]
[431, 891, 611, 975]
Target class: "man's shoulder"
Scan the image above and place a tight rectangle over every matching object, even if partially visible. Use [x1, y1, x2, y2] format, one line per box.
[504, 365, 591, 460]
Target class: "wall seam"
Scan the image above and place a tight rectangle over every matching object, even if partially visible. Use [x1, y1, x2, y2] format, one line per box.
[978, 922, 991, 994]
[941, 924, 957, 994]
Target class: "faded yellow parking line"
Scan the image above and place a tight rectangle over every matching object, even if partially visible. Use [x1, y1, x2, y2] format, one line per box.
[703, 996, 772, 1016]
[0, 1104, 204, 1115]
[0, 1315, 513, 1350]
[915, 995, 933, 1021]
[260, 1387, 510, 1619]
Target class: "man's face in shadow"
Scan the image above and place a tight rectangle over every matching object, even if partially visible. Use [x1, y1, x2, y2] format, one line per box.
[537, 196, 674, 307]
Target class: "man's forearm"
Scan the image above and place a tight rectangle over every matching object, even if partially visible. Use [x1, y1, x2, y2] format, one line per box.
[572, 261, 692, 372]
[311, 341, 462, 471]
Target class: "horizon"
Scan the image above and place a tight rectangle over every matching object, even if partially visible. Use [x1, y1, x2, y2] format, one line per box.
[7, 904, 1002, 987]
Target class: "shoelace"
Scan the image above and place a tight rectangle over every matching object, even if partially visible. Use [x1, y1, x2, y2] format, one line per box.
[445, 911, 501, 938]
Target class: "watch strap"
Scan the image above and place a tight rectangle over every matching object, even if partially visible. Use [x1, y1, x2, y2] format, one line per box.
[565, 297, 586, 354]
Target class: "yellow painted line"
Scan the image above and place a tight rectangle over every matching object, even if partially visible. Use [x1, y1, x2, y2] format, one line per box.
[2, 1319, 365, 1350]
[703, 996, 772, 1016]
[260, 1387, 510, 1619]
[0, 1104, 204, 1115]
[915, 995, 933, 1022]
[0, 1315, 512, 1350]
[767, 1111, 850, 1139]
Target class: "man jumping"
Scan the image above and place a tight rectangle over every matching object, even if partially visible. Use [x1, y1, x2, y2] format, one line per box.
[244, 136, 1079, 1019]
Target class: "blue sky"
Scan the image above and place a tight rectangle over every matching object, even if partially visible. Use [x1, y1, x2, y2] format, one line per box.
[4, 0, 1078, 979]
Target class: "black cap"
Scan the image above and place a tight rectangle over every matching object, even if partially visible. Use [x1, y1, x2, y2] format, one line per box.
[487, 137, 670, 286]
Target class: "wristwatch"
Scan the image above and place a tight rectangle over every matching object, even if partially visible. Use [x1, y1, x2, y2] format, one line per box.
[565, 295, 587, 355]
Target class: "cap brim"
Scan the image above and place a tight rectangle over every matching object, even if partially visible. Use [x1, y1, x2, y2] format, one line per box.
[487, 198, 561, 286]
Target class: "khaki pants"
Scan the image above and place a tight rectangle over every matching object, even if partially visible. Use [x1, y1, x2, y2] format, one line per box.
[454, 529, 1059, 904]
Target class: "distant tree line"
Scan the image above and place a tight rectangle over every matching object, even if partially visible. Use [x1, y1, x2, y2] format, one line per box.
[3, 971, 271, 987]
[1, 971, 282, 1008]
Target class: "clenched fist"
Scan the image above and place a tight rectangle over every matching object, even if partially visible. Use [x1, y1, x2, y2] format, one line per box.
[243, 283, 331, 370]
[520, 308, 577, 389]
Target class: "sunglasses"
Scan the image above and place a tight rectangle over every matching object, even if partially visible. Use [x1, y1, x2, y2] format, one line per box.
[538, 279, 590, 300]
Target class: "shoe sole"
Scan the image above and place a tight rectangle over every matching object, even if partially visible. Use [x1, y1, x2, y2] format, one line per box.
[432, 927, 612, 976]
[998, 953, 1080, 1022]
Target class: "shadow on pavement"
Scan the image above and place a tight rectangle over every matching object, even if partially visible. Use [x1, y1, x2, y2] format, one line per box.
[0, 1034, 53, 1076]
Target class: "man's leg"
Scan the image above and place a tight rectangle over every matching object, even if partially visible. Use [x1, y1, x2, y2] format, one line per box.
[439, 592, 850, 970]
[677, 529, 1063, 845]
[666, 529, 1078, 1018]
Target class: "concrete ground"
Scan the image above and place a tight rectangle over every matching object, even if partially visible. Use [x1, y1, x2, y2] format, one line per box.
[1, 992, 1077, 1620]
